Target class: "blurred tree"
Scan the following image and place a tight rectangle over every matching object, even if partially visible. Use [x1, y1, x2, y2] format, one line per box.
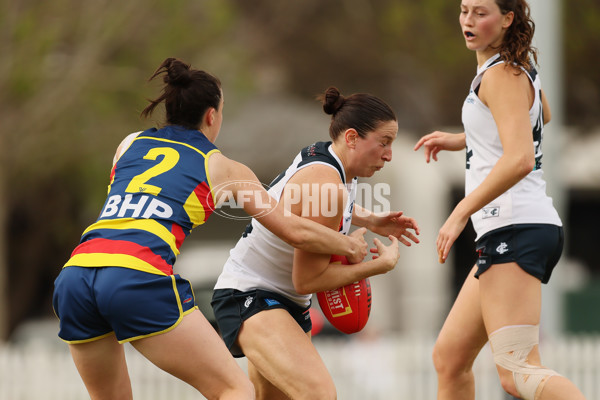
[0, 0, 157, 340]
[231, 0, 473, 132]
[231, 0, 600, 132]
[564, 0, 600, 132]
[0, 0, 244, 340]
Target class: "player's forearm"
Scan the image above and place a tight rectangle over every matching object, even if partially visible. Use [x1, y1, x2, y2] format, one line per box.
[284, 217, 358, 257]
[459, 153, 533, 219]
[351, 204, 372, 229]
[294, 257, 391, 294]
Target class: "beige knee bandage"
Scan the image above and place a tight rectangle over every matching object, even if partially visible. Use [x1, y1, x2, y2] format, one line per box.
[489, 325, 559, 400]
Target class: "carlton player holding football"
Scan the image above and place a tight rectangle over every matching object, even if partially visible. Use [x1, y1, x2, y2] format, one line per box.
[211, 87, 420, 400]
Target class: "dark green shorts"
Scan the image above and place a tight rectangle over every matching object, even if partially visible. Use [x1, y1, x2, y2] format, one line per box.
[474, 224, 564, 284]
[211, 288, 312, 358]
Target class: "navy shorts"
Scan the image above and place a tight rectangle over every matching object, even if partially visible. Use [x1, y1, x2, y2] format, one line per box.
[474, 224, 564, 284]
[211, 289, 312, 358]
[53, 266, 197, 343]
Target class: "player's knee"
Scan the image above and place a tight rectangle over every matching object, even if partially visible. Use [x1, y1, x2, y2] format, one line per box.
[305, 377, 336, 400]
[432, 337, 471, 378]
[220, 381, 255, 400]
[215, 377, 255, 400]
[291, 373, 336, 400]
[489, 325, 559, 400]
[431, 341, 447, 374]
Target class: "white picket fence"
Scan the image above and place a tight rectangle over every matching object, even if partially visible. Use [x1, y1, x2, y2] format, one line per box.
[1, 334, 599, 400]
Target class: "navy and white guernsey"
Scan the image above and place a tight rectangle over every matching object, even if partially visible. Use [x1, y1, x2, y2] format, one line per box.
[214, 141, 357, 306]
[462, 53, 561, 240]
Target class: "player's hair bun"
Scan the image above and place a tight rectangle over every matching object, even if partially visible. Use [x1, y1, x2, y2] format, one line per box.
[322, 86, 345, 115]
[163, 57, 193, 87]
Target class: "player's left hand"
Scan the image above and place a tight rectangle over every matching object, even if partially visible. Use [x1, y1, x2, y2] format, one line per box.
[346, 227, 368, 264]
[369, 211, 420, 246]
[436, 211, 469, 264]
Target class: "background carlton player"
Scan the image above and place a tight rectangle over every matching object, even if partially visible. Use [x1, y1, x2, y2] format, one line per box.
[414, 0, 586, 399]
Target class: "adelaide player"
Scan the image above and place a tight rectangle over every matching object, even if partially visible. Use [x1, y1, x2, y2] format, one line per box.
[211, 86, 420, 400]
[52, 58, 370, 400]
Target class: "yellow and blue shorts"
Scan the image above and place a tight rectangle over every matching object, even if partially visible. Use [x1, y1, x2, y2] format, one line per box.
[52, 266, 197, 344]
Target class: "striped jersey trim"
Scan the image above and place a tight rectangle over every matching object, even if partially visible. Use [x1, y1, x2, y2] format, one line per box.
[82, 218, 179, 256]
[134, 136, 218, 158]
[65, 238, 173, 275]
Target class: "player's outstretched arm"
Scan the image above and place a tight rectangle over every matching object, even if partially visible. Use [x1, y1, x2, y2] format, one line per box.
[414, 131, 466, 163]
[207, 152, 367, 259]
[352, 205, 420, 246]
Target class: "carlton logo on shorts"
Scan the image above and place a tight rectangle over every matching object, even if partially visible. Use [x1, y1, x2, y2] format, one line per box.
[496, 242, 509, 254]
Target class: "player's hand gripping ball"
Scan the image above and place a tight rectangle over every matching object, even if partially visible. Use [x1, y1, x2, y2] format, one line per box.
[317, 254, 372, 334]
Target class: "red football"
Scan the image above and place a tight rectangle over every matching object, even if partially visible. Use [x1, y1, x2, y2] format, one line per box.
[316, 254, 372, 334]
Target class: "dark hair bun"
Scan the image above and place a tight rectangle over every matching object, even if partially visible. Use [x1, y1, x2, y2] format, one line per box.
[163, 57, 193, 87]
[322, 87, 345, 115]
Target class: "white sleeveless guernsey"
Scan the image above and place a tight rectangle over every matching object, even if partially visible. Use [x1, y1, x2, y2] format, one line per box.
[462, 53, 561, 240]
[214, 142, 357, 306]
